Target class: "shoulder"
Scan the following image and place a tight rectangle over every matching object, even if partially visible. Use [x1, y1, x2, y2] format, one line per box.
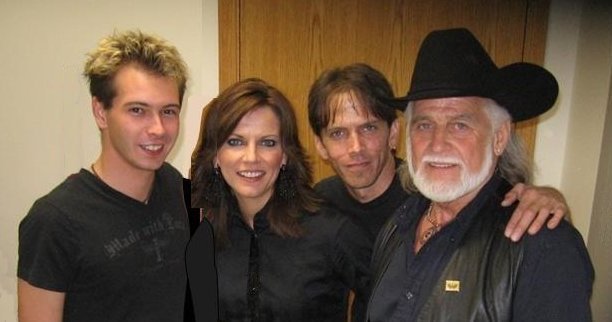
[20, 197, 70, 236]
[21, 172, 88, 226]
[314, 175, 345, 196]
[157, 162, 184, 181]
[516, 220, 594, 283]
[305, 204, 350, 225]
[155, 163, 186, 202]
[43, 171, 90, 202]
[303, 205, 370, 241]
[522, 220, 590, 254]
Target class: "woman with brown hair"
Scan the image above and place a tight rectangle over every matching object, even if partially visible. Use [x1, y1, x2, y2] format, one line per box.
[187, 78, 370, 322]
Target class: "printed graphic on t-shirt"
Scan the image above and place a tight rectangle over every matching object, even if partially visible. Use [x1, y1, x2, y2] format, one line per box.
[103, 212, 186, 260]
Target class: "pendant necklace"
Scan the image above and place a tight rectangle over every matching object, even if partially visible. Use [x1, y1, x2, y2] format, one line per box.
[419, 203, 441, 246]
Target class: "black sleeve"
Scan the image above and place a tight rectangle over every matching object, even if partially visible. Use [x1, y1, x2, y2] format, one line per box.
[513, 222, 594, 321]
[185, 218, 219, 322]
[18, 199, 79, 292]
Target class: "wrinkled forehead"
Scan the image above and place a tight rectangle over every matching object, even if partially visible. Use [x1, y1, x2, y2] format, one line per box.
[411, 96, 491, 118]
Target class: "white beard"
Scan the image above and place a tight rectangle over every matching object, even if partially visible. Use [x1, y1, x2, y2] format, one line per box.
[407, 141, 494, 203]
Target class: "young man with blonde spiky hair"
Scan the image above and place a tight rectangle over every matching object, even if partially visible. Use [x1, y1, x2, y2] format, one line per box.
[18, 30, 192, 322]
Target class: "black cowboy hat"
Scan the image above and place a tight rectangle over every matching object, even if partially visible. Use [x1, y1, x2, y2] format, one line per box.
[396, 28, 558, 122]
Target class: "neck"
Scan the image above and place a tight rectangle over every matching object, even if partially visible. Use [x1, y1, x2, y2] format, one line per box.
[346, 155, 397, 203]
[429, 171, 495, 225]
[91, 156, 155, 203]
[429, 200, 464, 226]
[236, 194, 271, 229]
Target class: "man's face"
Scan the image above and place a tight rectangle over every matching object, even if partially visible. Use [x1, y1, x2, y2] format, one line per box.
[93, 64, 181, 174]
[315, 92, 399, 196]
[407, 97, 502, 202]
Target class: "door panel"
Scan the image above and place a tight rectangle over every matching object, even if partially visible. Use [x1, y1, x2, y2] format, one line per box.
[220, 0, 550, 182]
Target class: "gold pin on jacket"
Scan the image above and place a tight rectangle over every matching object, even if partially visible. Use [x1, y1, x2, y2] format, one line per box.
[445, 280, 460, 292]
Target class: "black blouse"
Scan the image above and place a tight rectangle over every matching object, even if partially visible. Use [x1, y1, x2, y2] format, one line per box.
[216, 202, 372, 322]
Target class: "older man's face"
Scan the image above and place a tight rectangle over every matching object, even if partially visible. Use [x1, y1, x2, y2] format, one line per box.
[407, 97, 497, 202]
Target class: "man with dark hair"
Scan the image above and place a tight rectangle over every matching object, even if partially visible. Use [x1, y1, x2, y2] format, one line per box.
[308, 63, 568, 243]
[367, 28, 594, 321]
[18, 30, 194, 322]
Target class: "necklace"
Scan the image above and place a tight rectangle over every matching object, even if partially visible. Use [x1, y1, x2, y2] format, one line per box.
[91, 163, 149, 204]
[419, 203, 441, 246]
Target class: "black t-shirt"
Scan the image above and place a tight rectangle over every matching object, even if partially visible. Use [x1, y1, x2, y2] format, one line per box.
[314, 159, 409, 240]
[18, 163, 190, 322]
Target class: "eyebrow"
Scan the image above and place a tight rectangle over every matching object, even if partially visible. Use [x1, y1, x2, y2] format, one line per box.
[451, 113, 476, 122]
[124, 101, 181, 109]
[411, 112, 475, 123]
[228, 133, 281, 140]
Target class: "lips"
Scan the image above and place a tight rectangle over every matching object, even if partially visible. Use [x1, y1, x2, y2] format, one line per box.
[345, 160, 369, 170]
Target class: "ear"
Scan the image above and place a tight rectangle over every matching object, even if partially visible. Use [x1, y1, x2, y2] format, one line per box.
[493, 120, 512, 156]
[388, 119, 400, 150]
[314, 135, 330, 160]
[92, 97, 108, 130]
[282, 153, 288, 166]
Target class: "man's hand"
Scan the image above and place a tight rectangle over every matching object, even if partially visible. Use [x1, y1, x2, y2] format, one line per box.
[502, 183, 569, 242]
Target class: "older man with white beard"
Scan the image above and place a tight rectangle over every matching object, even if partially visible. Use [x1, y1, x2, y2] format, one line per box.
[366, 28, 594, 322]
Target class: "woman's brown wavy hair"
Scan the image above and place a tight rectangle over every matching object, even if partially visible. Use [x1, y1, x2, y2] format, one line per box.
[190, 78, 321, 248]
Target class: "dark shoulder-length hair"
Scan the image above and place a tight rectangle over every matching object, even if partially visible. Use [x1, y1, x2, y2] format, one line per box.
[191, 78, 320, 248]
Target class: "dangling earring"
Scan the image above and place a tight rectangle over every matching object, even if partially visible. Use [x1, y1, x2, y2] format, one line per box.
[277, 164, 296, 201]
[204, 166, 223, 207]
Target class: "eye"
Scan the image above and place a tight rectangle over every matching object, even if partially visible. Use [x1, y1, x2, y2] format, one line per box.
[327, 129, 346, 140]
[129, 106, 144, 114]
[260, 139, 278, 147]
[361, 123, 378, 133]
[451, 122, 469, 131]
[413, 121, 432, 131]
[226, 138, 243, 146]
[162, 106, 180, 117]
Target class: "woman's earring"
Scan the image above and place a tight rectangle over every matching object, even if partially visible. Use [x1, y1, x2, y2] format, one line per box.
[204, 166, 223, 207]
[277, 164, 296, 201]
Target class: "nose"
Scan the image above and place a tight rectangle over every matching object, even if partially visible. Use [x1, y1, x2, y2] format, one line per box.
[147, 114, 166, 137]
[430, 126, 449, 152]
[243, 143, 258, 162]
[347, 131, 364, 154]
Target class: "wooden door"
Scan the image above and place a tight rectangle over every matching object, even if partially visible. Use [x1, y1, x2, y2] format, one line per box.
[219, 0, 550, 183]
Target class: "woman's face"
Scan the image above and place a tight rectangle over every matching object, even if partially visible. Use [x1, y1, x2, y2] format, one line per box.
[216, 106, 287, 212]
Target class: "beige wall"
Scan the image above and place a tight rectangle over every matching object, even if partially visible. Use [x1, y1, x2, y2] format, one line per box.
[576, 2, 612, 321]
[0, 0, 219, 320]
[1, 0, 610, 321]
[537, 1, 612, 320]
[536, 0, 612, 242]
